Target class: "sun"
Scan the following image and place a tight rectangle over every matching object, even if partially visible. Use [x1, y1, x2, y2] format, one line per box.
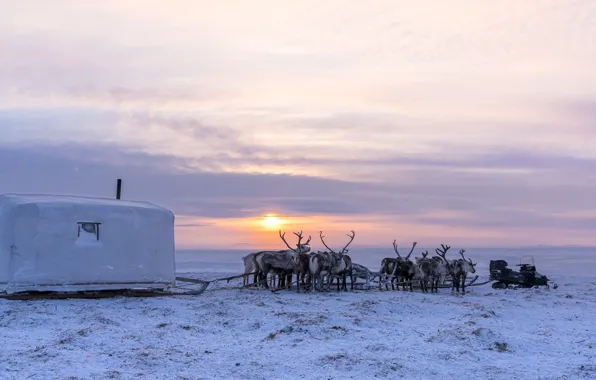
[261, 214, 284, 229]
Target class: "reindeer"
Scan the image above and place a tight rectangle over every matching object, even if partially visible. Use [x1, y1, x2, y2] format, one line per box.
[254, 231, 311, 290]
[429, 255, 449, 292]
[451, 249, 477, 295]
[241, 251, 261, 287]
[279, 230, 312, 292]
[433, 244, 453, 287]
[255, 250, 294, 290]
[319, 230, 355, 291]
[414, 250, 434, 293]
[309, 249, 333, 292]
[380, 240, 417, 291]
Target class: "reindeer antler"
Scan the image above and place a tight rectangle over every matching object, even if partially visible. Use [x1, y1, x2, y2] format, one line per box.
[279, 230, 294, 251]
[294, 230, 305, 250]
[405, 241, 417, 260]
[340, 230, 355, 254]
[392, 239, 402, 258]
[421, 250, 429, 259]
[319, 231, 336, 254]
[393, 240, 417, 260]
[459, 248, 475, 265]
[435, 244, 451, 263]
[280, 230, 310, 253]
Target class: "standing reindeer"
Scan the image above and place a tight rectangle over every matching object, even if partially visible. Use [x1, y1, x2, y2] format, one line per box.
[380, 240, 417, 291]
[434, 244, 454, 286]
[320, 230, 355, 291]
[279, 230, 311, 292]
[414, 250, 434, 293]
[241, 251, 261, 287]
[413, 249, 449, 293]
[435, 245, 476, 295]
[451, 249, 477, 295]
[254, 231, 311, 290]
[309, 249, 333, 292]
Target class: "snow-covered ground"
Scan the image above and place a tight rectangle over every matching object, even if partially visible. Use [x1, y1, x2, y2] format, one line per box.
[1, 271, 595, 380]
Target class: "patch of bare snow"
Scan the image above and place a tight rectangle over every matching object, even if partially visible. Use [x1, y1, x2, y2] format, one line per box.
[0, 274, 595, 380]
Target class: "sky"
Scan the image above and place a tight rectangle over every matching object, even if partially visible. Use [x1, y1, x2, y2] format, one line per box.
[1, 0, 596, 250]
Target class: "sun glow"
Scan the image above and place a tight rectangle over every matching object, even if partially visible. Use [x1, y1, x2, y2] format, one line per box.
[261, 213, 284, 230]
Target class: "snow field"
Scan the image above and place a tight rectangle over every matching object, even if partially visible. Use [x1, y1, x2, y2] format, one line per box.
[1, 274, 594, 380]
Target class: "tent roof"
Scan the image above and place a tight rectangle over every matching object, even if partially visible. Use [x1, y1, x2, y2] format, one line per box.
[0, 193, 171, 212]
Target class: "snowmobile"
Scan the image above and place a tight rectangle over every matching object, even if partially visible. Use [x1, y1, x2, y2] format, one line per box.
[489, 255, 556, 289]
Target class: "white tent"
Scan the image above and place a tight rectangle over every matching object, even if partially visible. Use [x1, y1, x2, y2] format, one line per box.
[0, 193, 176, 294]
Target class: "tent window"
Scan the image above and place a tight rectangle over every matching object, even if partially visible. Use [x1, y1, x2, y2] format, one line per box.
[77, 222, 101, 241]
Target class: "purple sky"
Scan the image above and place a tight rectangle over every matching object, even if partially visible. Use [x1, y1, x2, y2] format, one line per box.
[1, 1, 596, 248]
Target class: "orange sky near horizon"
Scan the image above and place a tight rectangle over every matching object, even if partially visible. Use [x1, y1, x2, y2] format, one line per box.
[173, 212, 596, 250]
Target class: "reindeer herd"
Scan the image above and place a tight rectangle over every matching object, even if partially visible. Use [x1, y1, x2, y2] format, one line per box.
[242, 230, 479, 295]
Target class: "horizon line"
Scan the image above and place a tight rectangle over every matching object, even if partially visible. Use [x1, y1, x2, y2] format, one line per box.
[176, 244, 596, 251]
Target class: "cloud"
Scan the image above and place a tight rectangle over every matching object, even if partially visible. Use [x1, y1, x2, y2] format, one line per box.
[2, 143, 596, 242]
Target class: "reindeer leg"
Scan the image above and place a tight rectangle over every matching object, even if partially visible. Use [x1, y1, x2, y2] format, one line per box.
[461, 273, 467, 295]
[263, 269, 270, 289]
